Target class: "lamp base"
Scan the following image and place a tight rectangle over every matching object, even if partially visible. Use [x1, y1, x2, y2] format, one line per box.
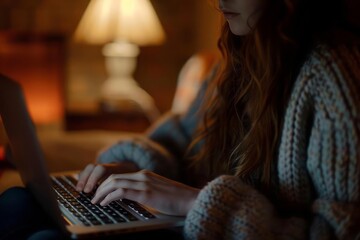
[100, 81, 160, 122]
[100, 99, 142, 113]
[100, 41, 160, 122]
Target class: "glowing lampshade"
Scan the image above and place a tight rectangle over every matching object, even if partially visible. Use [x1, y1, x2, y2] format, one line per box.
[74, 0, 166, 46]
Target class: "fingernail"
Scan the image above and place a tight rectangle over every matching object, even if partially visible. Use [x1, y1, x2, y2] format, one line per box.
[76, 185, 82, 192]
[84, 185, 91, 193]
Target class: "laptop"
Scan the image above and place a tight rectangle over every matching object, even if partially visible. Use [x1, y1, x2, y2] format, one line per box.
[0, 75, 185, 239]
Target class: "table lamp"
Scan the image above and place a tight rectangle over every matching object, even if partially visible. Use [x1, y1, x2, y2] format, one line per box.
[74, 0, 166, 121]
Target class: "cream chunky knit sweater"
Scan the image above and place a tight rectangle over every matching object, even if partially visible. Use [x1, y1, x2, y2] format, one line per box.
[98, 42, 360, 239]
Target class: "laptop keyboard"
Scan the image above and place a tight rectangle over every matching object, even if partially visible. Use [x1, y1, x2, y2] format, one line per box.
[52, 176, 155, 226]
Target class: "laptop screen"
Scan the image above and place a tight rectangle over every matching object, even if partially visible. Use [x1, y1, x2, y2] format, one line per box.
[0, 75, 67, 233]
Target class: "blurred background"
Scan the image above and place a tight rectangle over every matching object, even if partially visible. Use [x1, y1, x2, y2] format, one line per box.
[0, 0, 221, 132]
[0, 1, 222, 188]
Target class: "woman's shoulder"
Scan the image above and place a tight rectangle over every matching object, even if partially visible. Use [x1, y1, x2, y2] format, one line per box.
[291, 32, 360, 116]
[299, 31, 360, 87]
[307, 28, 360, 66]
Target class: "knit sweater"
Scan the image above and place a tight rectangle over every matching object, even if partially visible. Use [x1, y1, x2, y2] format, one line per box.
[97, 42, 360, 239]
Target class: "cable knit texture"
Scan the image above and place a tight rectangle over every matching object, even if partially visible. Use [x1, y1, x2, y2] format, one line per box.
[96, 42, 360, 239]
[184, 43, 360, 239]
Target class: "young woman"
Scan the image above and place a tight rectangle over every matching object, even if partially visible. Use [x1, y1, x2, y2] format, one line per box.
[1, 0, 359, 239]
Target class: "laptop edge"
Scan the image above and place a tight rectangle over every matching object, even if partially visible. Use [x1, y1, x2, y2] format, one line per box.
[0, 75, 184, 239]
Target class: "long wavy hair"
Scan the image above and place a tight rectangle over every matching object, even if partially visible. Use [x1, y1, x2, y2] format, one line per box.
[188, 0, 346, 189]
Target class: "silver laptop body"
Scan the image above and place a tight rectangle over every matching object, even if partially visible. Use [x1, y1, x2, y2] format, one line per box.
[0, 75, 184, 239]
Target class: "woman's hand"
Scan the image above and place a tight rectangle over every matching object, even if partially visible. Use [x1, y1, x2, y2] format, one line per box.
[91, 170, 200, 216]
[76, 162, 139, 193]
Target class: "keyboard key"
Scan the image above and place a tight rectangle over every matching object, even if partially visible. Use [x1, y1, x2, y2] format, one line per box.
[65, 176, 78, 185]
[109, 202, 138, 221]
[121, 199, 155, 219]
[90, 219, 101, 225]
[113, 216, 126, 223]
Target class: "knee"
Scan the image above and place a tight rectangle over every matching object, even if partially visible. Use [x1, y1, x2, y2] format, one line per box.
[28, 230, 65, 240]
[0, 187, 32, 207]
[1, 186, 27, 195]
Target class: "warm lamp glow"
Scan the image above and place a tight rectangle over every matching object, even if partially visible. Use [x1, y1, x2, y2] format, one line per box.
[23, 81, 63, 124]
[0, 33, 64, 126]
[73, 0, 165, 120]
[74, 0, 166, 46]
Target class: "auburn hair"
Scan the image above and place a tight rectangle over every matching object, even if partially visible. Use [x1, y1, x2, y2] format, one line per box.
[188, 0, 346, 189]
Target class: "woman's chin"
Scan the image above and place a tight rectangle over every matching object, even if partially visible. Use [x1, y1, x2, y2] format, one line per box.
[228, 24, 251, 36]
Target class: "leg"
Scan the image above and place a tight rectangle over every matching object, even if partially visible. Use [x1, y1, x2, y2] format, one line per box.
[0, 187, 65, 240]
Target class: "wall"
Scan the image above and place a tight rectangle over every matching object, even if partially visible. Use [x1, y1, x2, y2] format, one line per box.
[195, 0, 221, 53]
[0, 0, 220, 116]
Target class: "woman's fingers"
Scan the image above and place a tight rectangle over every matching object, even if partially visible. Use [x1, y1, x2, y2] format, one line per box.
[83, 165, 106, 193]
[76, 164, 107, 193]
[94, 170, 150, 194]
[76, 163, 141, 193]
[92, 170, 180, 205]
[98, 171, 141, 189]
[99, 188, 127, 206]
[87, 170, 200, 216]
[76, 164, 95, 191]
[91, 178, 150, 204]
[100, 188, 141, 206]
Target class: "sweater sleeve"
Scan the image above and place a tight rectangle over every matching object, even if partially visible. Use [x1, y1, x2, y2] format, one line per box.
[96, 68, 213, 180]
[184, 176, 308, 240]
[305, 85, 360, 238]
[303, 44, 360, 239]
[145, 67, 211, 158]
[184, 45, 360, 240]
[277, 45, 360, 239]
[183, 141, 358, 240]
[96, 134, 179, 179]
